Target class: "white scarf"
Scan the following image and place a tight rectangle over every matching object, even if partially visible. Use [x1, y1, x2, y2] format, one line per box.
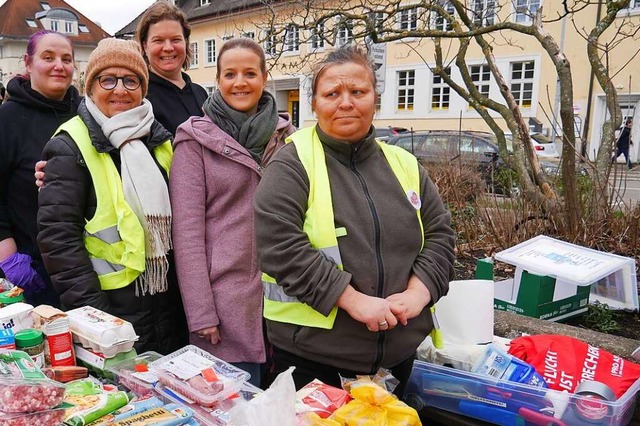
[85, 97, 171, 296]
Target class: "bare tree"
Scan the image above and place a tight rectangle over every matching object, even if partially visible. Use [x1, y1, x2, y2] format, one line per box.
[256, 0, 638, 234]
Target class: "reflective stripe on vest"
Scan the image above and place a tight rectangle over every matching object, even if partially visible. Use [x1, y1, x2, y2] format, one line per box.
[55, 116, 173, 291]
[262, 125, 423, 329]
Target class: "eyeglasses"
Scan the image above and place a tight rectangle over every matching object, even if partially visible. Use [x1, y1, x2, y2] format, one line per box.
[95, 75, 141, 91]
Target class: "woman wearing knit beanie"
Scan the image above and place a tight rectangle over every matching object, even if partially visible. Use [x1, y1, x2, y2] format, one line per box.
[37, 37, 188, 354]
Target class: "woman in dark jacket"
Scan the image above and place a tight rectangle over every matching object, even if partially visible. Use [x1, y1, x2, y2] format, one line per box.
[38, 38, 187, 354]
[0, 30, 79, 308]
[136, 0, 207, 135]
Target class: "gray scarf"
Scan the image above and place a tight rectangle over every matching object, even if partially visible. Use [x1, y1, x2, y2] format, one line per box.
[85, 97, 171, 297]
[202, 90, 278, 163]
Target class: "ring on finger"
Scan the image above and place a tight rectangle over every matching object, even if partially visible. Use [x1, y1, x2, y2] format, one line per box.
[197, 334, 205, 338]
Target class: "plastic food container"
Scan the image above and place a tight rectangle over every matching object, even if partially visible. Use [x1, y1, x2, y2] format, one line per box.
[107, 351, 163, 396]
[0, 289, 24, 307]
[0, 303, 34, 332]
[67, 306, 138, 357]
[405, 359, 640, 426]
[149, 345, 250, 408]
[0, 405, 67, 426]
[155, 381, 263, 426]
[0, 350, 66, 413]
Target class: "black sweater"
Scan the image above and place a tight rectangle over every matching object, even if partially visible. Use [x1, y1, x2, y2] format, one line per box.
[147, 71, 208, 135]
[0, 77, 80, 275]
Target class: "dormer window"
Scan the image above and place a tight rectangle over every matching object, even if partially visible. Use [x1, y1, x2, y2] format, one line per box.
[26, 19, 38, 28]
[36, 8, 79, 35]
[79, 24, 89, 33]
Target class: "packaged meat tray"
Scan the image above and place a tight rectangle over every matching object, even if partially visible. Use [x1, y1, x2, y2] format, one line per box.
[155, 381, 263, 426]
[149, 345, 250, 408]
[0, 405, 67, 426]
[0, 350, 66, 413]
[107, 351, 163, 395]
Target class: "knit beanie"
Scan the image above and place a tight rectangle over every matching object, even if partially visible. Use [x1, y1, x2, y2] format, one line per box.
[84, 38, 149, 97]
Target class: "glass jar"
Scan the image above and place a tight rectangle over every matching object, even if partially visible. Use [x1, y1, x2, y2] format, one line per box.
[15, 329, 45, 368]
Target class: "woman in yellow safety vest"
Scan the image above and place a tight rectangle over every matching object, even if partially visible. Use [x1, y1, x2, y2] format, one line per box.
[255, 45, 456, 395]
[37, 38, 188, 354]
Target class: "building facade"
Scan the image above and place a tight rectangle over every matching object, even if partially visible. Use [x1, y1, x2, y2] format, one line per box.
[132, 1, 640, 161]
[0, 0, 109, 92]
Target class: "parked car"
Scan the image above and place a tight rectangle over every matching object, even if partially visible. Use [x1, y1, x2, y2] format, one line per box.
[505, 132, 559, 158]
[386, 130, 516, 195]
[375, 126, 409, 142]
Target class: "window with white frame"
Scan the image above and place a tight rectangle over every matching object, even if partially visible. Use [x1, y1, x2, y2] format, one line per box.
[79, 24, 89, 32]
[398, 7, 418, 31]
[431, 67, 451, 110]
[242, 31, 255, 39]
[190, 42, 199, 67]
[50, 20, 59, 31]
[64, 21, 74, 34]
[41, 2, 50, 10]
[434, 2, 455, 31]
[222, 34, 234, 41]
[263, 30, 276, 56]
[472, 0, 496, 26]
[337, 20, 353, 46]
[284, 25, 300, 52]
[309, 22, 325, 49]
[369, 12, 385, 35]
[26, 19, 38, 28]
[200, 0, 211, 6]
[621, 0, 640, 9]
[204, 85, 215, 96]
[205, 39, 216, 65]
[510, 61, 534, 107]
[397, 70, 415, 111]
[470, 64, 491, 97]
[514, 0, 541, 23]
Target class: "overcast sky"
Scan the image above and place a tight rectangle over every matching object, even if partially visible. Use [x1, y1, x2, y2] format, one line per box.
[65, 0, 156, 35]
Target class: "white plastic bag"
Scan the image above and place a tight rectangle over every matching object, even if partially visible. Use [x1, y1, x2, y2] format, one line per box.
[229, 367, 296, 426]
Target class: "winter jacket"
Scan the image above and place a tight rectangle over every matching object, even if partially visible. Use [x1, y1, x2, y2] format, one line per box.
[617, 126, 632, 150]
[147, 71, 208, 136]
[171, 112, 294, 363]
[0, 77, 80, 306]
[255, 125, 455, 373]
[37, 100, 188, 354]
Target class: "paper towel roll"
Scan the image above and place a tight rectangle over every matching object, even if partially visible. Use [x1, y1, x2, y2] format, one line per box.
[435, 279, 494, 345]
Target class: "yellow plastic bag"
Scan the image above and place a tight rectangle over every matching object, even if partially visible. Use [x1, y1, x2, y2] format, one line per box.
[330, 381, 421, 426]
[298, 412, 342, 426]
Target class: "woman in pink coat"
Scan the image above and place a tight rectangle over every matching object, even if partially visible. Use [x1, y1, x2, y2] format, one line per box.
[170, 38, 294, 386]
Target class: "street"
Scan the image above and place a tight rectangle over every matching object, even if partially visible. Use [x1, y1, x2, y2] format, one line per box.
[608, 165, 640, 206]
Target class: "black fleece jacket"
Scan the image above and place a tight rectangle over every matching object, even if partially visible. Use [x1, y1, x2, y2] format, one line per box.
[0, 77, 79, 300]
[147, 71, 208, 135]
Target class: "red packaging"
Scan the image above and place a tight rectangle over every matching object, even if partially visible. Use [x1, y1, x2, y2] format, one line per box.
[508, 335, 640, 398]
[31, 305, 75, 367]
[295, 379, 351, 418]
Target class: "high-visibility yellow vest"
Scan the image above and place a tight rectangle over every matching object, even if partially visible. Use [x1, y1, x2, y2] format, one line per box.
[262, 125, 424, 329]
[55, 116, 173, 291]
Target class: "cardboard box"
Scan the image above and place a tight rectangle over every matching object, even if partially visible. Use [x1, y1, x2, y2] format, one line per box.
[477, 236, 639, 321]
[477, 258, 590, 321]
[405, 360, 640, 426]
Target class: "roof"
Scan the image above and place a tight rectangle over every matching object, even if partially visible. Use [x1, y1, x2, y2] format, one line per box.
[0, 0, 109, 45]
[181, 0, 265, 21]
[114, 0, 269, 39]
